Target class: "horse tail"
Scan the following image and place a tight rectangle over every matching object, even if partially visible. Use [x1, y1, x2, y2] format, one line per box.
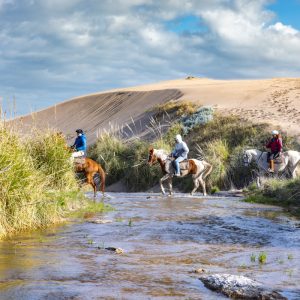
[202, 161, 213, 179]
[98, 163, 106, 193]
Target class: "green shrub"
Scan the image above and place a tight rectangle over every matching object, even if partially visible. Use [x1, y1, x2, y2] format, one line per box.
[89, 133, 131, 185]
[28, 130, 77, 190]
[124, 140, 168, 191]
[0, 126, 49, 236]
[0, 125, 80, 238]
[245, 178, 300, 216]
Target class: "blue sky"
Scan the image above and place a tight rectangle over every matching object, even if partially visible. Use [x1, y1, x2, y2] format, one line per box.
[0, 0, 300, 116]
[269, 0, 300, 30]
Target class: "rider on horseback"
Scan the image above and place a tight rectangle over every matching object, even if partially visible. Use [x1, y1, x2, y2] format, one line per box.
[171, 134, 189, 177]
[266, 130, 282, 173]
[71, 129, 87, 158]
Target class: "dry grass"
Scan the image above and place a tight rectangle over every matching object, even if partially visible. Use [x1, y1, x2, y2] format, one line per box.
[152, 100, 197, 118]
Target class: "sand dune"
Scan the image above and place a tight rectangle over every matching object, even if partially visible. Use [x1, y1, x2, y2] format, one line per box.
[13, 77, 300, 144]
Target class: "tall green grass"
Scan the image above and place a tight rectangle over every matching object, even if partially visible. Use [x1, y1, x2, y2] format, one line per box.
[28, 131, 78, 190]
[0, 125, 81, 238]
[89, 132, 172, 191]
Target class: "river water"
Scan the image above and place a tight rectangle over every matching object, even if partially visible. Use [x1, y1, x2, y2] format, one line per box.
[0, 193, 299, 300]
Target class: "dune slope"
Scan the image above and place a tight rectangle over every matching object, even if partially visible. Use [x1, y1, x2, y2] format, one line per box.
[13, 78, 300, 144]
[14, 89, 182, 144]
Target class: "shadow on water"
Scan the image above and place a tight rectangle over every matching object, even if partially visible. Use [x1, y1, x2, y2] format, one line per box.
[0, 193, 299, 299]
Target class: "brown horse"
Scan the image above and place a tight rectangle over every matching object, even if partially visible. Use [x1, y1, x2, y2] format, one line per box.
[148, 147, 212, 196]
[74, 157, 106, 198]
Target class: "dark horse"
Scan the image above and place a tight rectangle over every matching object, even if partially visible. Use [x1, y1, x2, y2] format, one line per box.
[74, 157, 106, 198]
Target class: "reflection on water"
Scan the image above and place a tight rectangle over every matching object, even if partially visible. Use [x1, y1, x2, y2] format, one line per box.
[0, 193, 299, 300]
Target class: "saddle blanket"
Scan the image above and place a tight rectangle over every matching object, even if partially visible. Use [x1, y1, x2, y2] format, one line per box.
[165, 159, 190, 173]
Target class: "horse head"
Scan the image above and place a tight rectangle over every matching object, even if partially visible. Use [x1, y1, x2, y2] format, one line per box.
[243, 149, 252, 167]
[148, 147, 157, 166]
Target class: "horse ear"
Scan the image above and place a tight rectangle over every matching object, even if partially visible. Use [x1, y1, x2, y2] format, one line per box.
[149, 146, 154, 151]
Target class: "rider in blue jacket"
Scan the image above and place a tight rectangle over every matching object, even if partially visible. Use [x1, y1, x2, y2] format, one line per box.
[171, 134, 189, 176]
[72, 129, 87, 157]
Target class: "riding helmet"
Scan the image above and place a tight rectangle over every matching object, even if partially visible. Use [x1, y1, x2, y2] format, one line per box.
[76, 129, 83, 134]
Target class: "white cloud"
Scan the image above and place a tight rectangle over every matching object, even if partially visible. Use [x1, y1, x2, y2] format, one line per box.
[0, 0, 300, 115]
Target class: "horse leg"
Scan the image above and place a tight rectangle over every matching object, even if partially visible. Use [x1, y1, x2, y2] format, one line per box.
[86, 173, 97, 198]
[290, 166, 298, 179]
[256, 174, 261, 188]
[191, 175, 200, 196]
[160, 174, 169, 195]
[198, 176, 207, 196]
[168, 176, 173, 195]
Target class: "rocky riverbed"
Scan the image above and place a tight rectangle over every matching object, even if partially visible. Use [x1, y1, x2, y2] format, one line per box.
[0, 193, 299, 299]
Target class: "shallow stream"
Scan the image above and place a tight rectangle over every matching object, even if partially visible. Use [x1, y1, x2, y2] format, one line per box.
[0, 193, 299, 299]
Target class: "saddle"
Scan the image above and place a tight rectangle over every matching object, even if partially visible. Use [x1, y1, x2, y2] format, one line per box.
[165, 158, 190, 174]
[274, 155, 284, 164]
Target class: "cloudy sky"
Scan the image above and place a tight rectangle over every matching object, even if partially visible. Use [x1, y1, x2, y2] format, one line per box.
[1, 0, 300, 115]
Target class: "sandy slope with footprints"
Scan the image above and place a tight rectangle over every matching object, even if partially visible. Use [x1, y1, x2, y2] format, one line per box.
[13, 77, 300, 142]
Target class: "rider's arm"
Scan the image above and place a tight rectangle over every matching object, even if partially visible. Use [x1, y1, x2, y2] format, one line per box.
[182, 142, 189, 154]
[278, 138, 283, 152]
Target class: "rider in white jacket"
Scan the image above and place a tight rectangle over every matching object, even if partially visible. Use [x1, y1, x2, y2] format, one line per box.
[171, 134, 189, 176]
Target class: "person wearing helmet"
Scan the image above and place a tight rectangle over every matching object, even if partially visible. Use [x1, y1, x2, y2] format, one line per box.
[171, 134, 189, 176]
[265, 130, 282, 173]
[71, 129, 87, 158]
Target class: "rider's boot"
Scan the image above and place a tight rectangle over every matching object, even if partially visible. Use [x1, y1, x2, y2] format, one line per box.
[268, 160, 274, 173]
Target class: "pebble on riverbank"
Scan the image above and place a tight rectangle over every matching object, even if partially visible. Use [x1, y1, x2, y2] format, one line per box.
[105, 247, 124, 254]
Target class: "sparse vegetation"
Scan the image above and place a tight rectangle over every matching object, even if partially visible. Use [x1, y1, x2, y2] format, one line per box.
[258, 252, 267, 264]
[245, 178, 300, 217]
[152, 100, 197, 118]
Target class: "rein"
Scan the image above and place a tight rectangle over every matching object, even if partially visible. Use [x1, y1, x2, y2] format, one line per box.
[255, 151, 264, 165]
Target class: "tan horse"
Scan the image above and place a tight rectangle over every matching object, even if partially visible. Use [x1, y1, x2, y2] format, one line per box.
[74, 157, 106, 198]
[148, 147, 212, 196]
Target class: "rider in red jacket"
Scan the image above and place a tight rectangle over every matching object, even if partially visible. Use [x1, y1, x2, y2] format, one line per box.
[265, 130, 283, 172]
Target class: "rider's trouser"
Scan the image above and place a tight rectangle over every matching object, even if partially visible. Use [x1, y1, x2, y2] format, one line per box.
[172, 157, 185, 174]
[267, 152, 279, 171]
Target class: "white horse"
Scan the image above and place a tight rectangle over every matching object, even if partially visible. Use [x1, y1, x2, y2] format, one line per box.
[148, 147, 213, 196]
[243, 149, 300, 187]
